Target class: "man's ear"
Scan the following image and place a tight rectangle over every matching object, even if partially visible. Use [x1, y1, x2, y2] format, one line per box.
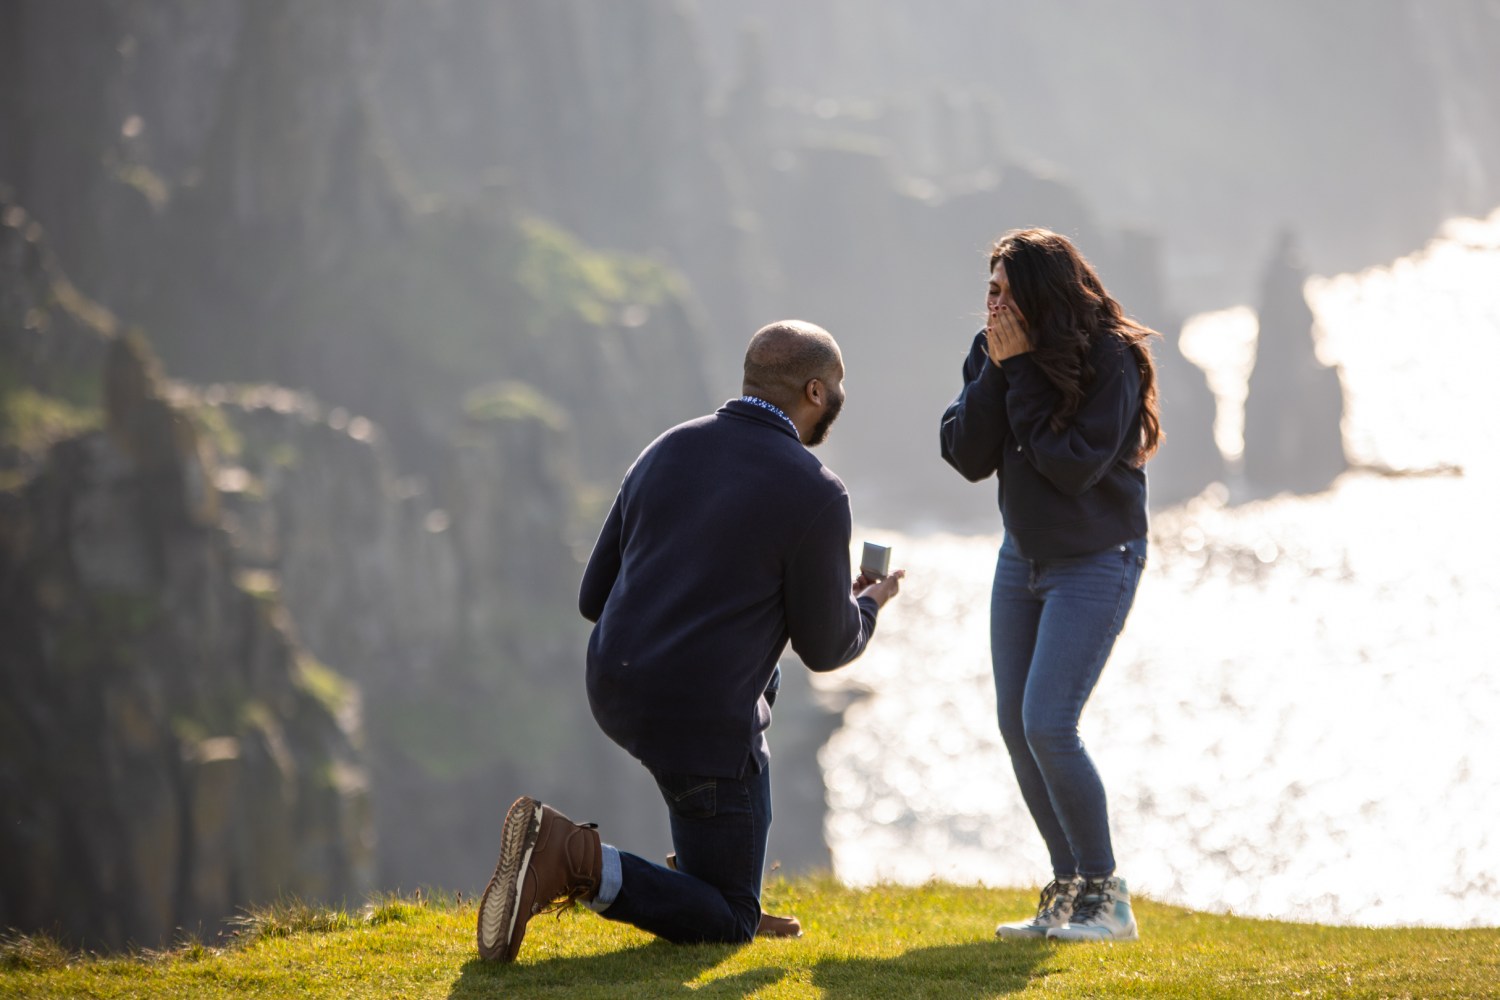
[804, 377, 823, 407]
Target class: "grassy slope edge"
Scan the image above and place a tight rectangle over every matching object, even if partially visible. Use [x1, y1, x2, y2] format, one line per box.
[3, 879, 1496, 999]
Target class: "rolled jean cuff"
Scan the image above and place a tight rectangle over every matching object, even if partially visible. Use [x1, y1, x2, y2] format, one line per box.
[586, 844, 622, 912]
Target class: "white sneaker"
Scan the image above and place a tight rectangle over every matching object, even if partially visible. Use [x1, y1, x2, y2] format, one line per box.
[996, 878, 1080, 939]
[1047, 876, 1138, 942]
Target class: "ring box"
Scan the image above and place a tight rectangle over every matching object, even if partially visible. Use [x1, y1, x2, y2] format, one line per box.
[860, 542, 891, 580]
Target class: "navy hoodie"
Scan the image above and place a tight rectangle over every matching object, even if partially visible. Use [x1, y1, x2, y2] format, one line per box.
[581, 399, 878, 778]
[940, 330, 1148, 558]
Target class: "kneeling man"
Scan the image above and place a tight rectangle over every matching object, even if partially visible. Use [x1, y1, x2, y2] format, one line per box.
[477, 320, 904, 960]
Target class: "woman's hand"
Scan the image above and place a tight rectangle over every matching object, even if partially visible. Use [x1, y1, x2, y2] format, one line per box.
[985, 304, 1031, 364]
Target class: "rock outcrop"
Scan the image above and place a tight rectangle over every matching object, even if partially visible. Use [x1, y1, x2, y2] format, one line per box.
[200, 376, 631, 896]
[0, 203, 372, 949]
[1242, 232, 1348, 496]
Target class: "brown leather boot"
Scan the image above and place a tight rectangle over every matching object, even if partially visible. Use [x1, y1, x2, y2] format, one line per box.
[665, 852, 803, 938]
[477, 797, 602, 962]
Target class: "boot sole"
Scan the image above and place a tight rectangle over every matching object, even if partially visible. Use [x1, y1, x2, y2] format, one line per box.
[477, 796, 543, 961]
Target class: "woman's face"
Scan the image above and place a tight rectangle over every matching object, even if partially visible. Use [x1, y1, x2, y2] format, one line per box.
[987, 261, 1020, 321]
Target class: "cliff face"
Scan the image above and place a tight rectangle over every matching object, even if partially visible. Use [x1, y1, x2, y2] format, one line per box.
[1242, 235, 1348, 496]
[0, 204, 371, 948]
[202, 377, 637, 896]
[372, 0, 761, 364]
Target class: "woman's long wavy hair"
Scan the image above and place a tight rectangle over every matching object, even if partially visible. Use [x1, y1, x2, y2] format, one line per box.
[990, 228, 1162, 464]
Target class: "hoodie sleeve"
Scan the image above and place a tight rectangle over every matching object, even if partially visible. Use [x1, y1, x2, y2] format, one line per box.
[1001, 337, 1141, 497]
[782, 493, 878, 672]
[939, 331, 1011, 482]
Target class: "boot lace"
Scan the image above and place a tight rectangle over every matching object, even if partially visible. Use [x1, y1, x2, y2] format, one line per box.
[537, 823, 601, 917]
[537, 883, 596, 917]
[1069, 879, 1114, 925]
[1037, 879, 1075, 922]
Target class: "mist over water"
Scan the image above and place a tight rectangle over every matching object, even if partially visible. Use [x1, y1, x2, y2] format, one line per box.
[819, 209, 1500, 927]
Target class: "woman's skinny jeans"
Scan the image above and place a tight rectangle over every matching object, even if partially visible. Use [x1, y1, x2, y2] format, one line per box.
[990, 534, 1147, 880]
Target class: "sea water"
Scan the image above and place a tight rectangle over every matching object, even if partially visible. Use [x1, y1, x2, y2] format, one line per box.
[822, 208, 1500, 927]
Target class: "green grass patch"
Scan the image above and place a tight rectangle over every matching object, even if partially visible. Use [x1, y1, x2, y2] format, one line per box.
[2, 879, 1494, 998]
[110, 160, 171, 212]
[49, 277, 119, 338]
[517, 216, 684, 330]
[227, 892, 431, 948]
[462, 380, 569, 431]
[292, 655, 357, 721]
[186, 402, 244, 462]
[0, 385, 102, 453]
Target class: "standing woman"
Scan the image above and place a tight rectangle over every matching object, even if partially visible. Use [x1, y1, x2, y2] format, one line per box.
[940, 228, 1161, 942]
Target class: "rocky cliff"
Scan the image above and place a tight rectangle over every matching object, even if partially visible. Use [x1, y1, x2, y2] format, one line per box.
[0, 202, 371, 949]
[1242, 233, 1348, 496]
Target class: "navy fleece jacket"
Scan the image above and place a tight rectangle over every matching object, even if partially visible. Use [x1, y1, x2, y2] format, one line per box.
[940, 330, 1148, 558]
[580, 399, 878, 778]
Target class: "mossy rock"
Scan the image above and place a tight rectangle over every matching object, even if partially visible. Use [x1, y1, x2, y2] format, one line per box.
[461, 380, 567, 430]
[0, 385, 102, 454]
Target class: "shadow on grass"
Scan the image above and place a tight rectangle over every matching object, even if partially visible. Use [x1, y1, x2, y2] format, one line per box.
[812, 940, 1053, 998]
[448, 939, 776, 998]
[449, 936, 1053, 998]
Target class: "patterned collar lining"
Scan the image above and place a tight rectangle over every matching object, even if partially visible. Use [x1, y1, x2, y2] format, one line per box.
[738, 395, 799, 436]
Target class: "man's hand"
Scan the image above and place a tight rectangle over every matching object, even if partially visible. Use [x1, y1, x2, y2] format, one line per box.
[985, 304, 1031, 364]
[854, 568, 906, 609]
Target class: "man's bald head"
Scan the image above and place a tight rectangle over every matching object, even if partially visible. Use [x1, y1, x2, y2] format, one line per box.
[741, 320, 843, 411]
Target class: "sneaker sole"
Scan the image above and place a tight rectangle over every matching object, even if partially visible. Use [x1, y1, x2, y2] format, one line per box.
[995, 923, 1051, 939]
[1047, 922, 1139, 942]
[476, 796, 543, 961]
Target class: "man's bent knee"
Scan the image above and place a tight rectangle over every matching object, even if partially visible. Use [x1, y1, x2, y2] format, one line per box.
[724, 896, 759, 944]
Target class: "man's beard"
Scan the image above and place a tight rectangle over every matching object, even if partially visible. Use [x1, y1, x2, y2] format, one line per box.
[807, 391, 844, 447]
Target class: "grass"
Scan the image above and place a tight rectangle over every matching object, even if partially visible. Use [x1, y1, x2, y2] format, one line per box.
[2, 878, 1496, 999]
[0, 384, 102, 454]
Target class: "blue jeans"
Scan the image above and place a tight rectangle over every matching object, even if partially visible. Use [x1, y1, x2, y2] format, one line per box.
[594, 761, 770, 944]
[991, 535, 1146, 880]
